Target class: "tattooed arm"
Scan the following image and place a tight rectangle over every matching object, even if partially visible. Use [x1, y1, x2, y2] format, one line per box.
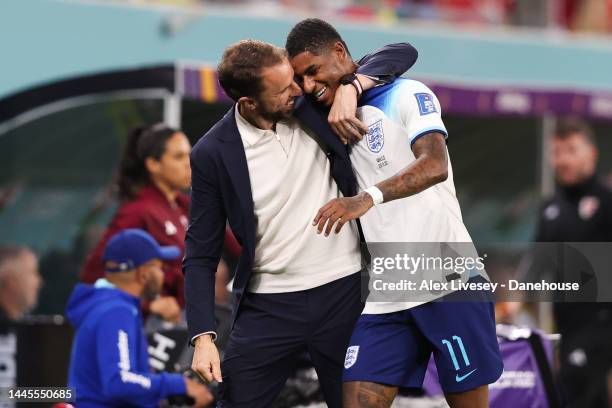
[376, 132, 448, 202]
[343, 381, 398, 408]
[312, 132, 448, 236]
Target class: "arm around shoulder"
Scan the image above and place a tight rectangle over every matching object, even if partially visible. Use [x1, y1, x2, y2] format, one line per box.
[356, 42, 418, 84]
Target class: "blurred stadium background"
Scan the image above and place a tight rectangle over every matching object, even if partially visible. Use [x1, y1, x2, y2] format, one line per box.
[1, 0, 612, 406]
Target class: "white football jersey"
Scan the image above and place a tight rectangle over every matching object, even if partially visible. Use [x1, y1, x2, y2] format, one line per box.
[352, 79, 474, 314]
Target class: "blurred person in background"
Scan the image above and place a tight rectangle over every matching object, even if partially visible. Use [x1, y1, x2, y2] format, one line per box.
[535, 117, 612, 408]
[80, 123, 238, 320]
[0, 245, 42, 322]
[80, 123, 191, 322]
[67, 229, 213, 408]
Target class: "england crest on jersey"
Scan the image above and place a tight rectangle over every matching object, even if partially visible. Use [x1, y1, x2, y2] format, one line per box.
[415, 92, 437, 115]
[344, 345, 359, 369]
[366, 119, 384, 153]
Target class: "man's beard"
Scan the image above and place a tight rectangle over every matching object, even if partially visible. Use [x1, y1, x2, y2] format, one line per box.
[143, 280, 161, 301]
[257, 100, 295, 123]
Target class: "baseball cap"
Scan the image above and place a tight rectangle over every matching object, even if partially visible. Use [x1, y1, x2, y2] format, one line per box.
[102, 229, 180, 273]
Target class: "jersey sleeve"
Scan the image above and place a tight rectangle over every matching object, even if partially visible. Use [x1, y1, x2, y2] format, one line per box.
[396, 81, 448, 146]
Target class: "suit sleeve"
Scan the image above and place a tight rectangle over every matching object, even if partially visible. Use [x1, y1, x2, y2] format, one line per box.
[96, 306, 187, 405]
[356, 42, 418, 84]
[183, 146, 227, 341]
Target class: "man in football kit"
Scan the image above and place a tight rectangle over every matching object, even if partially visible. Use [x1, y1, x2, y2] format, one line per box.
[287, 19, 503, 408]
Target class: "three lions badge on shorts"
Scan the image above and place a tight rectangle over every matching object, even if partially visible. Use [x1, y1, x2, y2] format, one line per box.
[344, 345, 360, 369]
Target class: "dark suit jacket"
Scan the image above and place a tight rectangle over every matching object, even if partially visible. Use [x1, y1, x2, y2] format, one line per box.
[183, 43, 418, 339]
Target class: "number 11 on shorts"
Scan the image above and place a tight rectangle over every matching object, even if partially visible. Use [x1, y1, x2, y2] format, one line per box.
[442, 335, 470, 371]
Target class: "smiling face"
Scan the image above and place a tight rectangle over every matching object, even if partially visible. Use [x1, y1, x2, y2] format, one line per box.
[219, 40, 303, 126]
[290, 42, 352, 107]
[252, 59, 302, 122]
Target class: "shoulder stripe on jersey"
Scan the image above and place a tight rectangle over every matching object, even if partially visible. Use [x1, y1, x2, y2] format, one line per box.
[410, 127, 448, 146]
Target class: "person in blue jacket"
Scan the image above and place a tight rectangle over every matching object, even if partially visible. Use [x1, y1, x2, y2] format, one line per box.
[66, 229, 212, 408]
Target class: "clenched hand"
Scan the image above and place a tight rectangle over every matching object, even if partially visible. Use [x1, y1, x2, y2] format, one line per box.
[191, 335, 223, 384]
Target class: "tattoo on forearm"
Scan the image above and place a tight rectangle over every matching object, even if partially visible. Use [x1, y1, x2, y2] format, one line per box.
[356, 382, 397, 408]
[378, 132, 448, 203]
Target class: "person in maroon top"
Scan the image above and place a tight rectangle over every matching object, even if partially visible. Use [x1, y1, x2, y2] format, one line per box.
[81, 123, 192, 321]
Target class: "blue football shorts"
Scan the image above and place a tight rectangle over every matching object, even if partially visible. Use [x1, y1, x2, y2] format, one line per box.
[343, 277, 503, 393]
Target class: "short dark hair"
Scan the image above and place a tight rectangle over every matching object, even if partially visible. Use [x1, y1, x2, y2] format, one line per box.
[554, 117, 595, 144]
[286, 18, 349, 58]
[217, 40, 287, 101]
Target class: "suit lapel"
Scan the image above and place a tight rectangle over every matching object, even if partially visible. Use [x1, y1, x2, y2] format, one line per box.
[217, 107, 255, 255]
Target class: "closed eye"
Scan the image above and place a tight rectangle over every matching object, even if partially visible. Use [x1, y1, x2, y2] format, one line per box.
[304, 65, 318, 77]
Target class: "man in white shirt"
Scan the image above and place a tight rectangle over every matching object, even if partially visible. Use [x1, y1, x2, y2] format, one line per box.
[288, 18, 503, 408]
[184, 39, 418, 407]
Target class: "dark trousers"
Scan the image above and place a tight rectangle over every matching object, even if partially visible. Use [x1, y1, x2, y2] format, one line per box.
[218, 272, 363, 408]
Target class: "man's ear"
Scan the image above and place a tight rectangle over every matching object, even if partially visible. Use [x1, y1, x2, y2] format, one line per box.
[238, 96, 257, 112]
[333, 41, 348, 60]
